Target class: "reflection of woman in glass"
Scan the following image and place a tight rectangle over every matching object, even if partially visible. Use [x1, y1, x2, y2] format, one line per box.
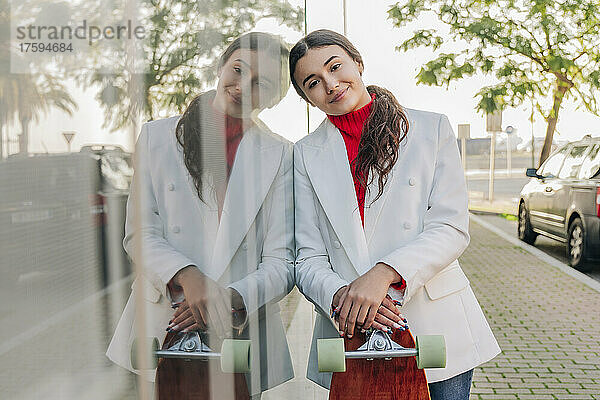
[290, 30, 500, 399]
[107, 32, 294, 399]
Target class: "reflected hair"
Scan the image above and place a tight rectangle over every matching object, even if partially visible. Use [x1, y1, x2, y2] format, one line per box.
[289, 29, 409, 204]
[176, 32, 290, 201]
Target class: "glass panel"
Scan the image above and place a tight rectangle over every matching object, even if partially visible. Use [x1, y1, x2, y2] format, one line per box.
[9, 2, 598, 400]
[2, 1, 308, 399]
[558, 145, 589, 179]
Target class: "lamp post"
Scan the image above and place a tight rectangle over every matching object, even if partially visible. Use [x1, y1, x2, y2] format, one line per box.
[458, 124, 470, 171]
[486, 111, 502, 202]
[343, 0, 347, 35]
[530, 100, 535, 168]
[505, 125, 514, 177]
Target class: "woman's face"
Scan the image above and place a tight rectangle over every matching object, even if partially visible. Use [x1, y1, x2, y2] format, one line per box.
[293, 45, 371, 116]
[213, 48, 281, 118]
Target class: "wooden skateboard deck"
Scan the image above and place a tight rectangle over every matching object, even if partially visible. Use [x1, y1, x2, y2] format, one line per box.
[156, 330, 250, 400]
[329, 329, 430, 400]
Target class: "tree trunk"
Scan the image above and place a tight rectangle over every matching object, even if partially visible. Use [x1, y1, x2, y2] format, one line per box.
[19, 116, 30, 155]
[539, 82, 570, 166]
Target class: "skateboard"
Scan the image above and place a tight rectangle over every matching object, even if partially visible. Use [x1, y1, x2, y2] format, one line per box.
[132, 330, 251, 399]
[318, 328, 446, 400]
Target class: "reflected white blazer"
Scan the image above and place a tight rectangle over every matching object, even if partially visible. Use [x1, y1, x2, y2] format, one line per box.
[106, 115, 295, 395]
[294, 109, 500, 386]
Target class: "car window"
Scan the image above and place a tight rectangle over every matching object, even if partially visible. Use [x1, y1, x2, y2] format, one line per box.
[538, 146, 569, 178]
[558, 145, 589, 179]
[578, 143, 600, 179]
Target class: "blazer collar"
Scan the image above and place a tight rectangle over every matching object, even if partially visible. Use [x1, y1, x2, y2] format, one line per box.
[302, 119, 370, 276]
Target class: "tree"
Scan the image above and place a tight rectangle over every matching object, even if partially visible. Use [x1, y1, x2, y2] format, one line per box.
[14, 73, 77, 154]
[0, 0, 76, 156]
[73, 0, 304, 131]
[388, 0, 600, 165]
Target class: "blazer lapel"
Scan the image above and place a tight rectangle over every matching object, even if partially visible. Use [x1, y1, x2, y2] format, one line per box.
[208, 127, 283, 281]
[303, 119, 371, 276]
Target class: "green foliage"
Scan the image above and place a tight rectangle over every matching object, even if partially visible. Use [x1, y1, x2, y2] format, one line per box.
[500, 213, 518, 221]
[72, 0, 304, 130]
[0, 0, 76, 155]
[388, 0, 600, 116]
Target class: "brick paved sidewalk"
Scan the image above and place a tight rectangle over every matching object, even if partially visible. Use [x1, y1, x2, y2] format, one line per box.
[462, 219, 600, 400]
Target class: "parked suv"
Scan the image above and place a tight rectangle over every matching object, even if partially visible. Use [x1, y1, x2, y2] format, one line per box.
[518, 136, 600, 270]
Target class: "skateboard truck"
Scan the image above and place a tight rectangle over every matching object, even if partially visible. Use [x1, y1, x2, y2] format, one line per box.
[131, 331, 251, 373]
[156, 331, 219, 360]
[351, 329, 416, 360]
[317, 329, 446, 373]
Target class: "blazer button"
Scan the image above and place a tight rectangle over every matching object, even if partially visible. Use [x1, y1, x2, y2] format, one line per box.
[333, 240, 341, 249]
[167, 183, 175, 191]
[172, 226, 180, 233]
[403, 222, 412, 230]
[241, 242, 248, 250]
[409, 178, 416, 186]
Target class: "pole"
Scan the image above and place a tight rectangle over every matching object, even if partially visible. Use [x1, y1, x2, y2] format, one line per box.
[507, 134, 511, 177]
[343, 0, 347, 35]
[489, 131, 496, 202]
[530, 101, 535, 168]
[461, 138, 466, 169]
[305, 0, 310, 137]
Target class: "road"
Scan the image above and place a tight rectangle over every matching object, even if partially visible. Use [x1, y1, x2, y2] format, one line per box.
[464, 153, 532, 209]
[466, 176, 529, 200]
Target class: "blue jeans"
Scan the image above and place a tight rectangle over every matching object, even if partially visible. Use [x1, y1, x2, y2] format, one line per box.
[428, 369, 474, 400]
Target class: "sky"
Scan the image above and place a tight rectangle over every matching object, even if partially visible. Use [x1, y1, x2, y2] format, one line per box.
[6, 0, 600, 155]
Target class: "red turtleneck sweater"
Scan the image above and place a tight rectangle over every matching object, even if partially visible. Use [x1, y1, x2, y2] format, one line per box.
[210, 101, 247, 177]
[327, 93, 375, 225]
[328, 93, 406, 291]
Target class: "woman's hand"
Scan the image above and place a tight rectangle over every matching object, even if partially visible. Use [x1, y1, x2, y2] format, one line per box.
[336, 263, 406, 338]
[371, 296, 407, 333]
[167, 266, 231, 337]
[169, 299, 205, 333]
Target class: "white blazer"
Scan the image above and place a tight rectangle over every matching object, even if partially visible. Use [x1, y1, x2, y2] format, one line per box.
[294, 109, 500, 386]
[106, 113, 295, 395]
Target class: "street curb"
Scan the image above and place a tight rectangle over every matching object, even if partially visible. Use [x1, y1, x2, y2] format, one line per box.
[469, 209, 515, 217]
[469, 213, 600, 293]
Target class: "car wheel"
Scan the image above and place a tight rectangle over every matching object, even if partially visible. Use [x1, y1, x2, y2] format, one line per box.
[518, 202, 537, 245]
[567, 218, 590, 271]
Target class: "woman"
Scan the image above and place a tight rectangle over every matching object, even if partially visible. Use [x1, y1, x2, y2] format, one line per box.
[106, 32, 295, 398]
[290, 29, 500, 399]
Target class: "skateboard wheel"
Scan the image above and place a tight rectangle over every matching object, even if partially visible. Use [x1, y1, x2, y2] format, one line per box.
[415, 335, 446, 369]
[131, 337, 159, 370]
[317, 338, 346, 373]
[220, 339, 251, 373]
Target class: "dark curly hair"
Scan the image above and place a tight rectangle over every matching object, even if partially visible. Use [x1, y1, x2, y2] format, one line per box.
[289, 29, 409, 205]
[176, 32, 290, 201]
